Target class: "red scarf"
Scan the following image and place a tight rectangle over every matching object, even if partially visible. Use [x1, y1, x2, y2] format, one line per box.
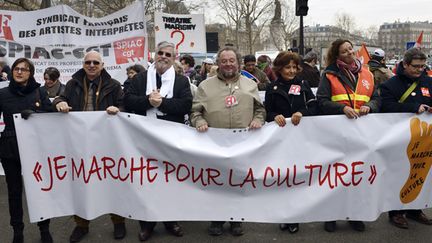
[336, 58, 362, 85]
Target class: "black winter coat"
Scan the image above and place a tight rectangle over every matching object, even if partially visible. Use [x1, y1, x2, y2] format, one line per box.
[124, 70, 192, 124]
[53, 69, 123, 111]
[0, 78, 52, 159]
[380, 62, 432, 113]
[265, 77, 318, 122]
[297, 62, 320, 88]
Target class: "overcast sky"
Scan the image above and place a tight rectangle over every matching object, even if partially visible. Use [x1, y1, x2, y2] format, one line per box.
[305, 0, 432, 29]
[198, 0, 432, 30]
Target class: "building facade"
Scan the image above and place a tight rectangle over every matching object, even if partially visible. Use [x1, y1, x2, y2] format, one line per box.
[292, 25, 372, 53]
[379, 21, 432, 57]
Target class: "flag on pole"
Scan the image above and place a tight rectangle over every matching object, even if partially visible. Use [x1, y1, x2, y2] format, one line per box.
[414, 31, 424, 49]
[355, 43, 370, 65]
[240, 70, 259, 82]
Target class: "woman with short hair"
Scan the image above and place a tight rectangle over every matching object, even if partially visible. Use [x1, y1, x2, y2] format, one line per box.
[0, 58, 53, 243]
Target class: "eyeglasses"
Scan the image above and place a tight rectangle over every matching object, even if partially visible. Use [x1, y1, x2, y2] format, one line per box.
[409, 64, 426, 69]
[13, 67, 30, 73]
[84, 60, 101, 65]
[157, 51, 172, 58]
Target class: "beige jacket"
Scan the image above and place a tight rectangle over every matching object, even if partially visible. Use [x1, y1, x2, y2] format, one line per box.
[191, 74, 266, 129]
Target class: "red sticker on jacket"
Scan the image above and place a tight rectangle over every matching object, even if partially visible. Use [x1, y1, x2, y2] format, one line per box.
[225, 95, 238, 107]
[421, 87, 430, 97]
[288, 85, 301, 95]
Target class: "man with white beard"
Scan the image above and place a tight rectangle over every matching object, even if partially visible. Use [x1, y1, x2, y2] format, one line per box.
[123, 41, 192, 241]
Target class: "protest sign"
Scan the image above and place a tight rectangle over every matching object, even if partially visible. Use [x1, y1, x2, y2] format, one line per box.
[154, 12, 206, 54]
[0, 1, 147, 83]
[14, 112, 432, 223]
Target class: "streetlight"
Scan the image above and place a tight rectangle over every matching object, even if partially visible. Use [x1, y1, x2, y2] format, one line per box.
[296, 0, 309, 56]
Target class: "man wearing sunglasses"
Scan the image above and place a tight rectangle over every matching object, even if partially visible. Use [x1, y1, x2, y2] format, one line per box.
[124, 41, 192, 241]
[52, 50, 125, 242]
[381, 48, 432, 229]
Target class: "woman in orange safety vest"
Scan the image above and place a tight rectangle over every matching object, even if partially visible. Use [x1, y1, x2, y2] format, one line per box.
[316, 39, 381, 232]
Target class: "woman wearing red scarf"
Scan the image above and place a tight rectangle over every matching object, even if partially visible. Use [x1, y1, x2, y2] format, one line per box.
[316, 39, 380, 232]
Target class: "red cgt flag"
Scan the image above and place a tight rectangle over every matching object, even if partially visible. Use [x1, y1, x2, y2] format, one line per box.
[356, 43, 370, 65]
[414, 31, 424, 49]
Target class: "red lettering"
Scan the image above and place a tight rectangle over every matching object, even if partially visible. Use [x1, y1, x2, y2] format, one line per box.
[263, 166, 276, 187]
[333, 162, 350, 187]
[292, 165, 305, 185]
[243, 168, 256, 188]
[319, 165, 334, 189]
[229, 169, 242, 187]
[71, 158, 86, 181]
[351, 161, 364, 186]
[191, 167, 207, 186]
[176, 164, 190, 182]
[146, 158, 158, 183]
[86, 156, 102, 183]
[53, 155, 67, 180]
[163, 160, 176, 182]
[277, 168, 292, 187]
[41, 156, 54, 191]
[305, 164, 321, 186]
[118, 157, 129, 182]
[130, 157, 145, 185]
[102, 156, 118, 179]
[206, 168, 223, 186]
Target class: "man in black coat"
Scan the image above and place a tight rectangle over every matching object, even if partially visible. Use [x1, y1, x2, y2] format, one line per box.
[53, 51, 125, 243]
[381, 47, 432, 229]
[297, 51, 320, 88]
[124, 41, 192, 241]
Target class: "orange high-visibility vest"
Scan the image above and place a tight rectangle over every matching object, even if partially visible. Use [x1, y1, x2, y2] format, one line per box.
[326, 67, 374, 112]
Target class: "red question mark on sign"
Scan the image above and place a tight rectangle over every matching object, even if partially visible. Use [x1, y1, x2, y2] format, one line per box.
[170, 30, 185, 54]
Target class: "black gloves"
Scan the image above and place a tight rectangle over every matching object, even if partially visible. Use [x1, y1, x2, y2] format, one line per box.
[21, 109, 35, 120]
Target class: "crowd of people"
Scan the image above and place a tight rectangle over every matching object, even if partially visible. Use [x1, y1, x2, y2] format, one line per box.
[1, 38, 432, 243]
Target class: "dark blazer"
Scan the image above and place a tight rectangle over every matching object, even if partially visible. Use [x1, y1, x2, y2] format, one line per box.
[53, 69, 123, 111]
[124, 70, 192, 124]
[380, 62, 432, 113]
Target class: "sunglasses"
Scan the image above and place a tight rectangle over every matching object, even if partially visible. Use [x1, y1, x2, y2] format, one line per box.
[84, 60, 101, 65]
[157, 51, 172, 58]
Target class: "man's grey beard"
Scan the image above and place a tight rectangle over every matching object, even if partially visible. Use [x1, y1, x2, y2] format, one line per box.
[220, 71, 237, 79]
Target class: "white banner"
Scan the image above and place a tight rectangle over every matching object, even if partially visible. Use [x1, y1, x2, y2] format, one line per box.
[0, 1, 148, 83]
[154, 12, 206, 54]
[14, 112, 432, 223]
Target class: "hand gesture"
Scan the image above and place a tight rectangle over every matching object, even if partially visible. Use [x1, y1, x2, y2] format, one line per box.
[56, 101, 72, 113]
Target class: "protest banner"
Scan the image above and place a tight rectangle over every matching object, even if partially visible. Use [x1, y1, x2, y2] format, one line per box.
[154, 12, 206, 54]
[14, 112, 432, 223]
[0, 1, 147, 83]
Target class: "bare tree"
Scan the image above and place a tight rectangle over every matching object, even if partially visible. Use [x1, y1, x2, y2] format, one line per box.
[241, 0, 273, 54]
[2, 0, 40, 11]
[216, 0, 244, 49]
[1, 0, 201, 16]
[269, 0, 298, 51]
[334, 12, 356, 34]
[364, 25, 379, 44]
[217, 0, 273, 54]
